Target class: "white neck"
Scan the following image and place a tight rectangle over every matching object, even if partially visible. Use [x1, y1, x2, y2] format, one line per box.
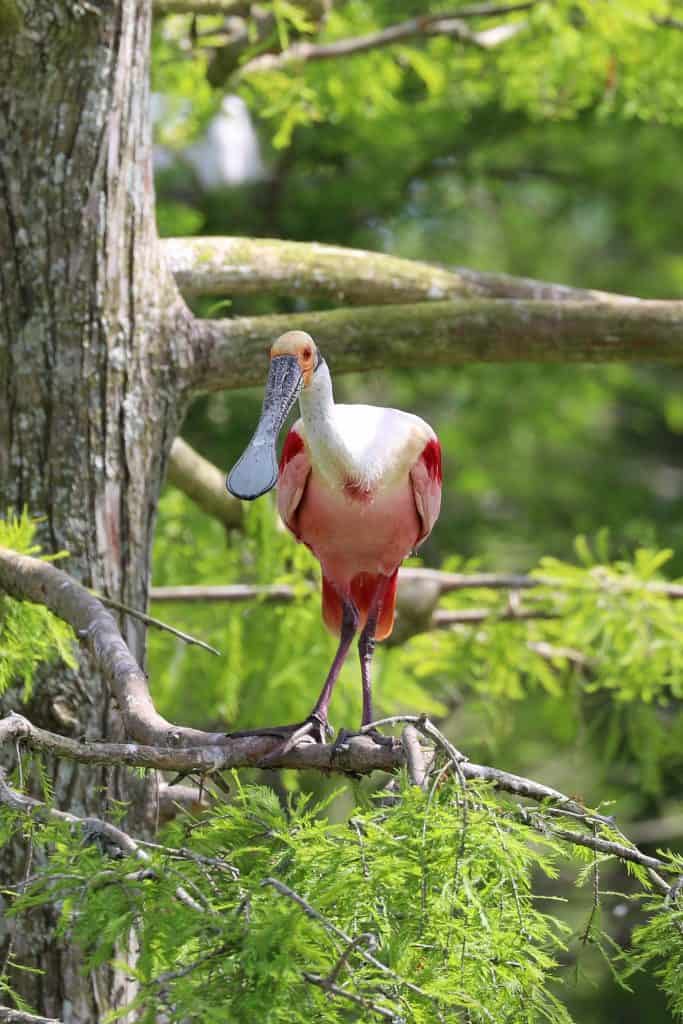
[299, 361, 350, 483]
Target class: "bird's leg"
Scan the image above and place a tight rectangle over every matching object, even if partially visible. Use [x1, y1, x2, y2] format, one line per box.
[226, 597, 359, 758]
[308, 597, 359, 730]
[359, 616, 377, 728]
[333, 579, 395, 755]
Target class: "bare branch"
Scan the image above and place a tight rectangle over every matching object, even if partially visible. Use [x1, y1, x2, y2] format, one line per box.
[163, 236, 630, 305]
[168, 437, 242, 529]
[153, 0, 250, 12]
[96, 591, 221, 656]
[0, 545, 228, 748]
[2, 709, 679, 886]
[654, 14, 683, 31]
[0, 769, 211, 915]
[433, 607, 558, 626]
[235, 11, 528, 78]
[150, 567, 683, 605]
[0, 1010, 63, 1024]
[0, 711, 401, 775]
[189, 299, 683, 393]
[150, 583, 298, 603]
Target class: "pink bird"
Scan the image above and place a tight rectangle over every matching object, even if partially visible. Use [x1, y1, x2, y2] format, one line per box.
[227, 331, 442, 752]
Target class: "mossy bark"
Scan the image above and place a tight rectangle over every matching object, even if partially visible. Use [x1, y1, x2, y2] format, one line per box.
[0, 1, 189, 1018]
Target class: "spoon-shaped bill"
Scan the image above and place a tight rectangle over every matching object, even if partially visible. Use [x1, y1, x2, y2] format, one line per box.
[226, 355, 303, 500]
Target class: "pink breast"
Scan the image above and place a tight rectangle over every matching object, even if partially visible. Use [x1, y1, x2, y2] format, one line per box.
[296, 472, 420, 588]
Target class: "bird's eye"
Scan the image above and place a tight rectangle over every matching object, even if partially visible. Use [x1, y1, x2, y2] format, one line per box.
[303, 347, 312, 360]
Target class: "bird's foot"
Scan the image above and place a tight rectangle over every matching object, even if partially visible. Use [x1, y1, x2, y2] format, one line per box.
[226, 713, 332, 766]
[331, 726, 395, 758]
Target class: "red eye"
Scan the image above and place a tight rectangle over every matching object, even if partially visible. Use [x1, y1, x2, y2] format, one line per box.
[303, 347, 311, 360]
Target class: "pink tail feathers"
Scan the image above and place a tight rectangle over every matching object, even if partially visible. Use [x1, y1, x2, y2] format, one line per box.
[322, 570, 399, 641]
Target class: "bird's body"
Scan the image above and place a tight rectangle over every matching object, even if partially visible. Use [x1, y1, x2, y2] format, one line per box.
[226, 331, 442, 752]
[278, 363, 441, 640]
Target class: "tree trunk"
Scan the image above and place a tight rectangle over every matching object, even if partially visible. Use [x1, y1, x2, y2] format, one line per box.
[0, 1, 187, 1017]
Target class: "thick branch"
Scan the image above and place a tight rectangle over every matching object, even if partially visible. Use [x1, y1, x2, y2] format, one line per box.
[163, 236, 629, 305]
[2, 712, 677, 887]
[168, 437, 242, 529]
[190, 299, 683, 392]
[0, 546, 226, 748]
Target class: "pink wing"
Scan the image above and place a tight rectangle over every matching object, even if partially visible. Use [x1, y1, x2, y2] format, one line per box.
[277, 427, 311, 538]
[410, 438, 443, 546]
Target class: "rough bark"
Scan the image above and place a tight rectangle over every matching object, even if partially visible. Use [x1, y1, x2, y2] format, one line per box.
[163, 235, 631, 305]
[189, 298, 683, 393]
[0, 1, 189, 1017]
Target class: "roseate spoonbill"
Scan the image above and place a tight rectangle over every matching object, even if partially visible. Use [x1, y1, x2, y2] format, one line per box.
[226, 330, 442, 751]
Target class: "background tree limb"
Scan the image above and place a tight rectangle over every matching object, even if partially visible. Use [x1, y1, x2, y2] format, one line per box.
[168, 437, 242, 529]
[163, 236, 631, 305]
[189, 297, 683, 392]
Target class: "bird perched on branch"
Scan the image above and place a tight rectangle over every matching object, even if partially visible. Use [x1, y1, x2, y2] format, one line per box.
[227, 330, 442, 753]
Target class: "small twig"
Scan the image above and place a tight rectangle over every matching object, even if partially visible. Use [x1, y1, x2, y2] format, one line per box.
[302, 971, 401, 1021]
[262, 878, 441, 1009]
[579, 825, 600, 948]
[433, 607, 558, 626]
[94, 592, 221, 656]
[0, 1009, 64, 1024]
[150, 583, 299, 603]
[323, 932, 378, 990]
[349, 818, 369, 879]
[0, 770, 212, 916]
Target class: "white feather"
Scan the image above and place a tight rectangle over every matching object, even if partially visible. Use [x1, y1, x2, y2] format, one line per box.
[297, 361, 434, 491]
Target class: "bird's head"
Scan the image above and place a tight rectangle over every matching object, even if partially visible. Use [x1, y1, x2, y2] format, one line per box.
[269, 330, 320, 389]
[226, 331, 321, 500]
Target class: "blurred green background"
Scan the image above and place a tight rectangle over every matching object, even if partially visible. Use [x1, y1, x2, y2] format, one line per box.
[148, 3, 683, 1019]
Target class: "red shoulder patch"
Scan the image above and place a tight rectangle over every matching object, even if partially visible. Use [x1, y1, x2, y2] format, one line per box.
[279, 429, 304, 471]
[421, 438, 442, 484]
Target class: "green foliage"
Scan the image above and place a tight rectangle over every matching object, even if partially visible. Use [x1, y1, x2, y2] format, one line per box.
[0, 511, 76, 700]
[232, 0, 683, 149]
[5, 776, 585, 1023]
[626, 873, 683, 1019]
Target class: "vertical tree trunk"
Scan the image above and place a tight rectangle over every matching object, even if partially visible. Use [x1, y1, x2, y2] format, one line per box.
[0, 1, 188, 1017]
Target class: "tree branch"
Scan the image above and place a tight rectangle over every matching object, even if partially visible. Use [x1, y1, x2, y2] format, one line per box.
[0, 768, 210, 915]
[163, 235, 630, 305]
[235, 11, 528, 78]
[153, 0, 250, 13]
[0, 1010, 63, 1024]
[168, 437, 242, 529]
[1, 708, 679, 888]
[1, 547, 680, 885]
[150, 568, 683, 605]
[151, 583, 299, 603]
[0, 546, 227, 748]
[189, 299, 683, 393]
